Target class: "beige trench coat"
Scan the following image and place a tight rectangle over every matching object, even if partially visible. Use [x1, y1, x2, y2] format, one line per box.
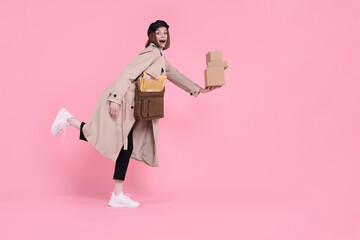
[83, 43, 202, 167]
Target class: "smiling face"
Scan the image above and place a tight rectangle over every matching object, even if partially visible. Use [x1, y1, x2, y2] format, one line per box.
[155, 26, 168, 49]
[145, 26, 170, 50]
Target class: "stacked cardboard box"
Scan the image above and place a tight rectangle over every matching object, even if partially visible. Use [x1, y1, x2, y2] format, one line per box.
[204, 51, 227, 87]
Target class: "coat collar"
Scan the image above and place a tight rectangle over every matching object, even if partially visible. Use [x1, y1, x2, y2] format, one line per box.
[149, 42, 164, 56]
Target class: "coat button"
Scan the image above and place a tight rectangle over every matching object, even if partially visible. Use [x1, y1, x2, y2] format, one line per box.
[113, 94, 117, 97]
[190, 93, 193, 96]
[131, 106, 134, 109]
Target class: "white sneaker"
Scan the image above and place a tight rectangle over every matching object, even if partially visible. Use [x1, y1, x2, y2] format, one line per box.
[51, 108, 74, 137]
[108, 192, 140, 208]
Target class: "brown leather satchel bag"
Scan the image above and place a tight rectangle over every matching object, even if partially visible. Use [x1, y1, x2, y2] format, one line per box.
[134, 79, 165, 120]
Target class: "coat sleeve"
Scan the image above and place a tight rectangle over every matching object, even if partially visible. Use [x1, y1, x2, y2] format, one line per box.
[107, 48, 161, 104]
[165, 59, 202, 97]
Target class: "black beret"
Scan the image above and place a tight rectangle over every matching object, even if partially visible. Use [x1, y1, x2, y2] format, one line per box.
[147, 20, 169, 37]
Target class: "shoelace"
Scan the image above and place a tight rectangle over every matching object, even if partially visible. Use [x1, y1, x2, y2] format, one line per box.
[57, 127, 66, 142]
[121, 193, 134, 203]
[62, 128, 66, 142]
[61, 116, 71, 143]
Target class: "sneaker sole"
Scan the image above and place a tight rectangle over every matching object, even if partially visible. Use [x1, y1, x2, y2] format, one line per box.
[108, 201, 140, 208]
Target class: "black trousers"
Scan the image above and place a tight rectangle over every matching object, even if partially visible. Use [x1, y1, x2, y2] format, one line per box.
[79, 122, 134, 181]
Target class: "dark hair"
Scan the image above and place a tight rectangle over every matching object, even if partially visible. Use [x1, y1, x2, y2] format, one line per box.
[145, 28, 170, 50]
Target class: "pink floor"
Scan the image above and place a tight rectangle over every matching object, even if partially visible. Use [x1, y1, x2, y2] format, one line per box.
[1, 190, 359, 239]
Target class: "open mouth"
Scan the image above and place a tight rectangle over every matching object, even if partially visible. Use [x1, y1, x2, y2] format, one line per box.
[159, 40, 166, 44]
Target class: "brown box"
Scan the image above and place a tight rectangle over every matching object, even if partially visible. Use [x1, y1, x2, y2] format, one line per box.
[206, 51, 223, 63]
[207, 60, 228, 70]
[204, 67, 225, 87]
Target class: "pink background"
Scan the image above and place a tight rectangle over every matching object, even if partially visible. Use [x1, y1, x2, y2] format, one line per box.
[1, 0, 360, 239]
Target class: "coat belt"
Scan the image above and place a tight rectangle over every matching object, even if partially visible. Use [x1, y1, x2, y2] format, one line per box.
[122, 99, 128, 150]
[121, 85, 135, 151]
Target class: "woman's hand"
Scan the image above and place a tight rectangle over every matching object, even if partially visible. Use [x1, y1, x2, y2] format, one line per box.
[200, 86, 221, 94]
[109, 101, 120, 119]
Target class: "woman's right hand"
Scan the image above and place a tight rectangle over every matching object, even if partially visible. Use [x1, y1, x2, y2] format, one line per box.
[109, 101, 120, 119]
[200, 86, 221, 93]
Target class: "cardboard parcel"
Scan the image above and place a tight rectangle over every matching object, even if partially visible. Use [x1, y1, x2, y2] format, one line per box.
[204, 51, 227, 87]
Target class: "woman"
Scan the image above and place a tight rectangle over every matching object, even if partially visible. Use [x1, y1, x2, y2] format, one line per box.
[51, 20, 219, 208]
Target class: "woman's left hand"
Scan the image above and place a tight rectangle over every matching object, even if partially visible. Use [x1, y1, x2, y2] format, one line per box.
[200, 86, 221, 94]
